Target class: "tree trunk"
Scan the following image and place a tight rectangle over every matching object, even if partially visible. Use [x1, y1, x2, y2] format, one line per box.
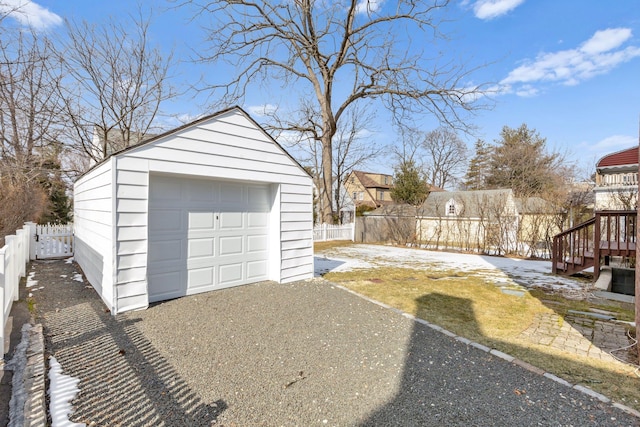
[321, 132, 334, 224]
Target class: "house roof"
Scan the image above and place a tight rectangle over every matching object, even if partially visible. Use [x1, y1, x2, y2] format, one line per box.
[419, 189, 515, 218]
[351, 170, 393, 189]
[77, 106, 311, 180]
[515, 196, 556, 214]
[596, 146, 638, 168]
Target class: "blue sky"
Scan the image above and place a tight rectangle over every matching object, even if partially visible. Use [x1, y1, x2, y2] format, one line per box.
[4, 0, 640, 178]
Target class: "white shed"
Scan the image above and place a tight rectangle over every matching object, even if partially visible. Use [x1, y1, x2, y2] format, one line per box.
[73, 107, 314, 314]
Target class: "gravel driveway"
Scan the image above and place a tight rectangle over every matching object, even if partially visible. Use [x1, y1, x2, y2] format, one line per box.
[32, 259, 637, 426]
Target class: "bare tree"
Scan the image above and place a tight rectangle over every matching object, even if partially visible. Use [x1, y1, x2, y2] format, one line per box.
[0, 30, 62, 181]
[0, 28, 64, 236]
[57, 11, 175, 168]
[610, 187, 638, 210]
[274, 103, 381, 223]
[184, 0, 487, 222]
[422, 127, 467, 189]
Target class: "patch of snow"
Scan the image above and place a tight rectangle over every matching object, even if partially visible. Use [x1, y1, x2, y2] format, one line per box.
[60, 275, 67, 278]
[26, 271, 37, 288]
[65, 257, 74, 264]
[72, 274, 83, 282]
[7, 324, 31, 427]
[49, 356, 85, 427]
[315, 244, 585, 291]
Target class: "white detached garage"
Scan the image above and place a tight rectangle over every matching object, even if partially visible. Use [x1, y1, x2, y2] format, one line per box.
[73, 107, 314, 314]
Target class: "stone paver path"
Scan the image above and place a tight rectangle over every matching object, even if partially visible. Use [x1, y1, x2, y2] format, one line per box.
[519, 313, 634, 363]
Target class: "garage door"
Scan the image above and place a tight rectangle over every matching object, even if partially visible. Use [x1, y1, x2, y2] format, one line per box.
[148, 175, 271, 302]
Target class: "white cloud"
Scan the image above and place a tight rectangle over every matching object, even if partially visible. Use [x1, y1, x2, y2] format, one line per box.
[247, 103, 278, 117]
[589, 135, 637, 153]
[355, 0, 383, 15]
[581, 28, 632, 55]
[0, 0, 62, 30]
[500, 27, 640, 96]
[472, 0, 525, 20]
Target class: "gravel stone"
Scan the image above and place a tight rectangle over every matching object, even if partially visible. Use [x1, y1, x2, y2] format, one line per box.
[31, 259, 640, 426]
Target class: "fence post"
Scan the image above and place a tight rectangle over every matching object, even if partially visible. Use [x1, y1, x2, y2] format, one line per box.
[322, 223, 327, 242]
[0, 245, 5, 358]
[5, 236, 17, 303]
[22, 224, 30, 262]
[16, 229, 25, 279]
[26, 222, 37, 261]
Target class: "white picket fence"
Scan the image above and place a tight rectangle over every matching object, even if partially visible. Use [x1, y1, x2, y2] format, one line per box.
[0, 222, 75, 358]
[35, 223, 73, 259]
[0, 222, 33, 358]
[313, 223, 355, 242]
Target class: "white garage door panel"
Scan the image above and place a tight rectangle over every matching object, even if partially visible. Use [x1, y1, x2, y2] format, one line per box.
[189, 212, 216, 229]
[219, 212, 243, 229]
[148, 175, 271, 301]
[247, 260, 267, 279]
[189, 238, 214, 258]
[219, 263, 243, 285]
[153, 209, 183, 231]
[149, 271, 182, 302]
[248, 212, 268, 227]
[150, 239, 183, 262]
[188, 267, 214, 290]
[247, 235, 267, 252]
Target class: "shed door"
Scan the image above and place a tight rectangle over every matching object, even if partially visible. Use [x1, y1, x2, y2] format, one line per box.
[148, 175, 271, 302]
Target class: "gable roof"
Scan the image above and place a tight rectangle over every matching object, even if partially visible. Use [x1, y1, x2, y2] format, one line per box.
[350, 170, 393, 189]
[419, 189, 515, 218]
[78, 106, 311, 180]
[596, 146, 638, 168]
[515, 196, 556, 214]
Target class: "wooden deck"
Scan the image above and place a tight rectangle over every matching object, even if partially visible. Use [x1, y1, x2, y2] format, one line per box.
[552, 210, 636, 279]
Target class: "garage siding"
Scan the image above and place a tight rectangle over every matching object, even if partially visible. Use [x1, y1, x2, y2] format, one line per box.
[73, 160, 115, 311]
[280, 184, 314, 282]
[111, 109, 313, 313]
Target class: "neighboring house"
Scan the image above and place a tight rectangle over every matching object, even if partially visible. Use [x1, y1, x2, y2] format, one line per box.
[357, 188, 560, 256]
[311, 177, 355, 224]
[74, 106, 314, 314]
[335, 184, 356, 224]
[594, 146, 638, 210]
[344, 170, 394, 209]
[515, 196, 563, 257]
[416, 189, 520, 254]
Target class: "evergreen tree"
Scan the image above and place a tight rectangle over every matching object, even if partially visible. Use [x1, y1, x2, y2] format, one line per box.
[485, 124, 564, 197]
[391, 160, 429, 206]
[463, 139, 492, 190]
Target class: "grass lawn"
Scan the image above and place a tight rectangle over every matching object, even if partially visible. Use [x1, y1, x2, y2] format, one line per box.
[318, 243, 640, 411]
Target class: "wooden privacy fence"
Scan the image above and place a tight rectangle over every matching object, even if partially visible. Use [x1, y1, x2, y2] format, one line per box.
[313, 223, 355, 242]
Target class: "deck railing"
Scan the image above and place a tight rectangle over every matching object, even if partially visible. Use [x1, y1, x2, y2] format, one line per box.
[552, 210, 636, 279]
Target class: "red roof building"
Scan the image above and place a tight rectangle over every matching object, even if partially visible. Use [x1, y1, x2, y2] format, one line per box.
[596, 146, 638, 169]
[594, 145, 638, 210]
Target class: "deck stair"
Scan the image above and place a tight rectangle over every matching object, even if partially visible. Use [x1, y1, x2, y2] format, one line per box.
[552, 210, 636, 280]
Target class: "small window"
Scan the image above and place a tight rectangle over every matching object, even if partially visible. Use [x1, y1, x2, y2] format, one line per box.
[379, 191, 384, 201]
[353, 192, 357, 200]
[384, 176, 389, 185]
[446, 198, 458, 216]
[359, 192, 364, 200]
